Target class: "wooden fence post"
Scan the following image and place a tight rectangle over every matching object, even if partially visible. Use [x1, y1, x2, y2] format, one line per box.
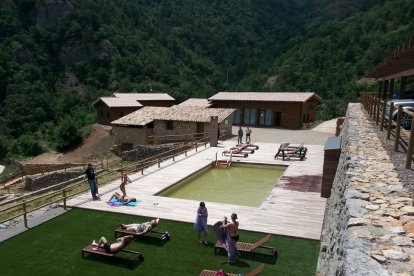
[376, 98, 381, 125]
[373, 96, 377, 121]
[23, 202, 28, 228]
[406, 123, 414, 169]
[63, 189, 67, 210]
[387, 102, 394, 139]
[394, 106, 402, 152]
[380, 100, 387, 131]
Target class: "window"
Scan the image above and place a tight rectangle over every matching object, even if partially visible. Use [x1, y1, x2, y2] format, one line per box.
[165, 121, 174, 130]
[244, 108, 256, 125]
[107, 112, 110, 118]
[233, 108, 241, 124]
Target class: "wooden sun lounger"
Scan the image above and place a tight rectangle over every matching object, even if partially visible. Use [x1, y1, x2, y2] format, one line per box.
[214, 234, 276, 262]
[81, 244, 144, 266]
[231, 146, 255, 154]
[199, 264, 264, 276]
[237, 143, 259, 150]
[274, 143, 307, 161]
[223, 151, 248, 158]
[114, 226, 170, 241]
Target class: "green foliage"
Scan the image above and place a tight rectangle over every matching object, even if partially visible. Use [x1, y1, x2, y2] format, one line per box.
[0, 0, 413, 158]
[9, 133, 44, 157]
[54, 116, 83, 152]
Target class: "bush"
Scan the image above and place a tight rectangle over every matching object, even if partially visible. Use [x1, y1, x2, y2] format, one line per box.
[54, 116, 83, 152]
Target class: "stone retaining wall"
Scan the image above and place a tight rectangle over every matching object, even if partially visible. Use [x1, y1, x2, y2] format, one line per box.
[122, 144, 179, 161]
[317, 104, 414, 275]
[25, 171, 84, 191]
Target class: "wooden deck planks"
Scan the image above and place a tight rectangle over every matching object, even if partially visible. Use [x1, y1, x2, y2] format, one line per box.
[66, 142, 326, 240]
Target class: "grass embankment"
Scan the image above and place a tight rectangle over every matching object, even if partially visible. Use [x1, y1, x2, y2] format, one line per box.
[0, 209, 320, 275]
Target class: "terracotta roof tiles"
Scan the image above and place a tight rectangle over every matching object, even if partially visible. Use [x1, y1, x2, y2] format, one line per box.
[112, 93, 175, 101]
[178, 98, 212, 107]
[111, 106, 234, 126]
[93, 97, 143, 108]
[208, 92, 322, 102]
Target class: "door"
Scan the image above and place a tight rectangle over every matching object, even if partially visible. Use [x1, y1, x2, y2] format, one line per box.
[274, 112, 282, 127]
[259, 110, 266, 126]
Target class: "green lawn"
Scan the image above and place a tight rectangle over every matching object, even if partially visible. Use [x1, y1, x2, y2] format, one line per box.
[0, 209, 320, 276]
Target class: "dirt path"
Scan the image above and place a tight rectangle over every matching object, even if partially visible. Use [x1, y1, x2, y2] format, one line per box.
[22, 125, 114, 164]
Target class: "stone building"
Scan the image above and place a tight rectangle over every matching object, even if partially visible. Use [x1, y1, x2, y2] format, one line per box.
[111, 106, 234, 145]
[208, 92, 322, 129]
[93, 93, 175, 125]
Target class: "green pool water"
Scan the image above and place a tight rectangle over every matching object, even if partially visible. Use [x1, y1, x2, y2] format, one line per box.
[158, 163, 286, 207]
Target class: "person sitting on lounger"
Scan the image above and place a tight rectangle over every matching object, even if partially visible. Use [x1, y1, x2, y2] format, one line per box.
[91, 235, 134, 253]
[120, 218, 160, 235]
[108, 192, 137, 204]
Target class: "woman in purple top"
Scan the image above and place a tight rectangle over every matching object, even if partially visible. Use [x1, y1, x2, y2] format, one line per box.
[194, 202, 208, 245]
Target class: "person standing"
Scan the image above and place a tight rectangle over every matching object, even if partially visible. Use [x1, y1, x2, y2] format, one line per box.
[194, 202, 208, 245]
[245, 127, 251, 143]
[119, 172, 131, 201]
[222, 213, 239, 242]
[85, 163, 99, 200]
[237, 127, 243, 145]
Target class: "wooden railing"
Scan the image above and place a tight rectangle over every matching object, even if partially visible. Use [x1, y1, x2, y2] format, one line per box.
[361, 92, 414, 169]
[0, 136, 212, 226]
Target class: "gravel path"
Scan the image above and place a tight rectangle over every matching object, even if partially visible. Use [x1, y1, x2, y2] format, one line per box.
[375, 125, 414, 195]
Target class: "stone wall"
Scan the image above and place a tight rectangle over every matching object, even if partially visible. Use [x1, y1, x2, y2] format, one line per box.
[122, 144, 181, 161]
[317, 104, 414, 275]
[25, 171, 84, 191]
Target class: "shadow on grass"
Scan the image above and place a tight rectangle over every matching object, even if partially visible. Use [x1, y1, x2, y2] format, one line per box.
[82, 253, 144, 270]
[134, 235, 170, 246]
[215, 247, 278, 264]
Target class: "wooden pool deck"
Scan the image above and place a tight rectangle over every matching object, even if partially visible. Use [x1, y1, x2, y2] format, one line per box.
[66, 141, 327, 240]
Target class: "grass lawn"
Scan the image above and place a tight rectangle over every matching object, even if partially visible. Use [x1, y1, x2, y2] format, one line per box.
[0, 209, 320, 276]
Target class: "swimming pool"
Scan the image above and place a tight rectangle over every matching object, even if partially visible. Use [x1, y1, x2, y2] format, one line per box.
[157, 163, 286, 207]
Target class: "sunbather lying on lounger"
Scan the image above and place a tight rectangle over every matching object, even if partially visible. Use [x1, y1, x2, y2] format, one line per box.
[91, 235, 134, 253]
[120, 218, 160, 235]
[108, 192, 137, 204]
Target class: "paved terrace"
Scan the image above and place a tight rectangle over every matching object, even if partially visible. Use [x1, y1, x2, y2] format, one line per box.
[67, 131, 330, 240]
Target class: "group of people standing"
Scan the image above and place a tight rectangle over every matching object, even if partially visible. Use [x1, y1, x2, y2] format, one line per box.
[194, 201, 240, 263]
[237, 126, 252, 144]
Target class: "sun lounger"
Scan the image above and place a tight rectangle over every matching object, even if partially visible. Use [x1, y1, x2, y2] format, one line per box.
[222, 148, 248, 158]
[214, 234, 276, 263]
[237, 143, 259, 150]
[274, 143, 307, 161]
[81, 244, 143, 266]
[199, 263, 264, 276]
[114, 225, 170, 241]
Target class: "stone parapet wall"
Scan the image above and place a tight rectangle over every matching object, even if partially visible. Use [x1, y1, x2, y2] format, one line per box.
[317, 103, 414, 275]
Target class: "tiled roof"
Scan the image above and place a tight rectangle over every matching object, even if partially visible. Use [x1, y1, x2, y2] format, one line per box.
[178, 98, 212, 107]
[112, 93, 175, 101]
[112, 106, 169, 126]
[93, 97, 143, 107]
[111, 106, 234, 126]
[159, 106, 234, 123]
[208, 92, 322, 102]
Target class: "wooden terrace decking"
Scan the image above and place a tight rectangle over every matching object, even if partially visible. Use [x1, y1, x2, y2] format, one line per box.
[66, 141, 327, 240]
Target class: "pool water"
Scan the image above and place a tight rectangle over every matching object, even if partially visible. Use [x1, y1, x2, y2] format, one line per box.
[158, 163, 286, 207]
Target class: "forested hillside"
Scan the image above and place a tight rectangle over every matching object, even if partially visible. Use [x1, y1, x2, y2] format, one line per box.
[0, 0, 413, 161]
